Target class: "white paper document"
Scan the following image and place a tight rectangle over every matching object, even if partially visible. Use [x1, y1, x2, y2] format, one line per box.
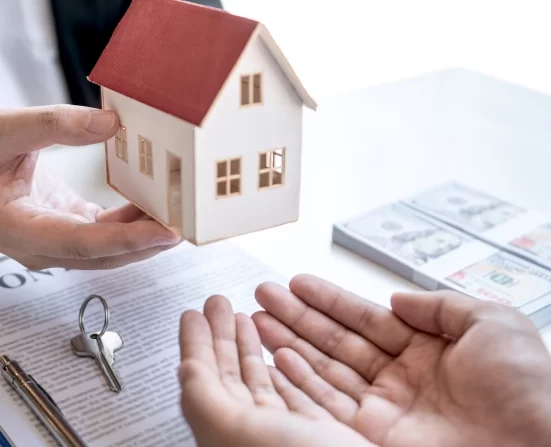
[0, 242, 286, 447]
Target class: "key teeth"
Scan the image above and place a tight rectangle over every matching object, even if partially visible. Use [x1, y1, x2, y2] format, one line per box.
[110, 376, 124, 393]
[71, 331, 125, 392]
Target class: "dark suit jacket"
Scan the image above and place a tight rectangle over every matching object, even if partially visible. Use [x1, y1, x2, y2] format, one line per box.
[49, 0, 224, 109]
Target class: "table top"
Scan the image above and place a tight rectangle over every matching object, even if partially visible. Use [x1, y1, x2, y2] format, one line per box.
[41, 67, 551, 345]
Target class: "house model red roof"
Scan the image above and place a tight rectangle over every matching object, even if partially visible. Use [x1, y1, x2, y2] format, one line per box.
[88, 0, 316, 127]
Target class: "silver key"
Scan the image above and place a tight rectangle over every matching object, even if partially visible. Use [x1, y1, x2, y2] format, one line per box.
[71, 331, 125, 392]
[71, 294, 125, 392]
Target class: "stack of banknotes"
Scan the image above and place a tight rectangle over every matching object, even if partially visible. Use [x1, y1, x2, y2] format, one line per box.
[332, 182, 551, 329]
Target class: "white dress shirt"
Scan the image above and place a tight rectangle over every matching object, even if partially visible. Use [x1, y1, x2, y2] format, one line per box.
[0, 0, 69, 108]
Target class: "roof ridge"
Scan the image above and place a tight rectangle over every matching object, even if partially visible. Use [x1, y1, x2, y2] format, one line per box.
[88, 0, 310, 127]
[140, 0, 251, 19]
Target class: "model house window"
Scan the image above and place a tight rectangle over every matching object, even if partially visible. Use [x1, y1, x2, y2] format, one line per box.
[259, 148, 285, 188]
[115, 125, 127, 161]
[139, 136, 153, 178]
[240, 73, 262, 106]
[216, 158, 241, 197]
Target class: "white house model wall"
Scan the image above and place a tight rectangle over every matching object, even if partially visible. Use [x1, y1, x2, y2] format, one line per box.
[194, 33, 304, 244]
[101, 31, 305, 245]
[102, 88, 196, 241]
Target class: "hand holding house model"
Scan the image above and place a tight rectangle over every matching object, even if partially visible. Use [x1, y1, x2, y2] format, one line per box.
[88, 0, 316, 245]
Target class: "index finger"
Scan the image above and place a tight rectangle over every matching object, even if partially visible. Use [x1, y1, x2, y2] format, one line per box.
[0, 105, 119, 157]
[284, 274, 416, 356]
[235, 313, 286, 409]
[179, 309, 218, 372]
[254, 281, 393, 382]
[3, 214, 181, 259]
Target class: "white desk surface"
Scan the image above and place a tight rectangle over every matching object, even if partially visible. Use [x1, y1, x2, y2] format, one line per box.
[41, 68, 551, 346]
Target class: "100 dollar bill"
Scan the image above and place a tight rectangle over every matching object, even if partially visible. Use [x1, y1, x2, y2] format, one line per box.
[342, 202, 472, 266]
[447, 251, 551, 307]
[402, 182, 551, 272]
[333, 203, 551, 319]
[510, 223, 551, 262]
[402, 182, 526, 232]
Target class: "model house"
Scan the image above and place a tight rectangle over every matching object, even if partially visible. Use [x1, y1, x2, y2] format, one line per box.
[88, 0, 316, 245]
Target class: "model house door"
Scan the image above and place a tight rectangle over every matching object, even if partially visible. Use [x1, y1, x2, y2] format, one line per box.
[166, 151, 182, 233]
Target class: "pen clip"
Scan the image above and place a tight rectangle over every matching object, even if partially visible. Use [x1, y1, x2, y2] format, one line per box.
[29, 374, 63, 415]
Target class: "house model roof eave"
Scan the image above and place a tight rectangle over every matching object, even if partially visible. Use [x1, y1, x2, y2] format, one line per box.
[87, 0, 316, 129]
[256, 24, 317, 111]
[196, 23, 317, 127]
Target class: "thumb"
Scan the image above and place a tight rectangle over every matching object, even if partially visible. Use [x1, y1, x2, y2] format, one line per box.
[0, 105, 119, 158]
[390, 290, 515, 338]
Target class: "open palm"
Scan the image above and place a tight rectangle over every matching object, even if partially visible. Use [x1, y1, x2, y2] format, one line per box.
[252, 275, 551, 447]
[179, 277, 551, 447]
[179, 295, 373, 447]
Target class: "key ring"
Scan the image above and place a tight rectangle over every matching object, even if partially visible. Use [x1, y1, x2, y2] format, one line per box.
[78, 294, 109, 339]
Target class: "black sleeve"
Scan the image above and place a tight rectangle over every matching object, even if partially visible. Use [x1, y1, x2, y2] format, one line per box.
[49, 0, 224, 109]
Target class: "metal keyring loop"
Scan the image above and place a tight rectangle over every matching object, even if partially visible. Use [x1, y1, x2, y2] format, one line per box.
[78, 294, 109, 339]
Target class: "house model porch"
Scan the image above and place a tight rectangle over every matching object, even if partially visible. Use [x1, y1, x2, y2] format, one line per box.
[88, 0, 316, 245]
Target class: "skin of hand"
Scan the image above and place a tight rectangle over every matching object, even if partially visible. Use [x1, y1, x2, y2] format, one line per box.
[0, 105, 181, 270]
[178, 295, 375, 447]
[251, 274, 551, 447]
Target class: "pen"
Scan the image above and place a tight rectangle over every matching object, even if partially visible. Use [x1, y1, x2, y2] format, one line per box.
[0, 355, 87, 447]
[0, 427, 14, 447]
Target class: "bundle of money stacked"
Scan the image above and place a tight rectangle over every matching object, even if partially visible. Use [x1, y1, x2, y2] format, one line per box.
[402, 182, 551, 271]
[332, 183, 551, 329]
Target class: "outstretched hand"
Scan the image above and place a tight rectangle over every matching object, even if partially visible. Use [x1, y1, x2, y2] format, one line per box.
[179, 274, 551, 447]
[178, 295, 373, 447]
[252, 275, 551, 447]
[0, 105, 181, 270]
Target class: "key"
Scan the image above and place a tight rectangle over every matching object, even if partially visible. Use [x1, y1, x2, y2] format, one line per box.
[71, 331, 125, 393]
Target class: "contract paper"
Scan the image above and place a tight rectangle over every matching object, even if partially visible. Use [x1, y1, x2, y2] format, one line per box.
[0, 241, 286, 447]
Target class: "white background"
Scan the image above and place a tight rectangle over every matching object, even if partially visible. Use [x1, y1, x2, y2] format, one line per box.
[223, 0, 551, 99]
[2, 0, 551, 105]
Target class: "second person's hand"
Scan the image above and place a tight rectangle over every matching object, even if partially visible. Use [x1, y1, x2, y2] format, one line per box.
[0, 105, 181, 270]
[252, 275, 551, 447]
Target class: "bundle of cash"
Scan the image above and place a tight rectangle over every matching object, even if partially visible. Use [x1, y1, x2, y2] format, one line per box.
[401, 182, 551, 271]
[332, 203, 551, 329]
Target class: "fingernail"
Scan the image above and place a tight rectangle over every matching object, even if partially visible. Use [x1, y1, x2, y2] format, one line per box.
[85, 110, 117, 134]
[153, 232, 182, 246]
